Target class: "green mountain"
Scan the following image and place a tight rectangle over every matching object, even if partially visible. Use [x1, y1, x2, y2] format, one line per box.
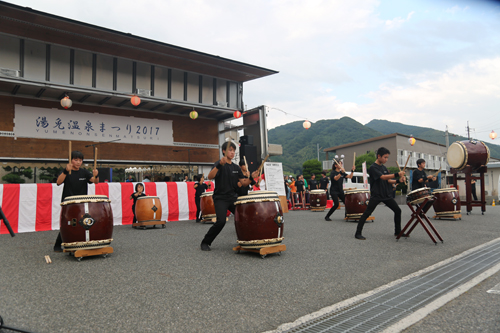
[268, 117, 500, 175]
[268, 117, 383, 175]
[366, 119, 500, 159]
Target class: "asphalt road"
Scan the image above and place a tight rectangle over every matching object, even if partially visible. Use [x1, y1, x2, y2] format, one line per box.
[1, 203, 499, 333]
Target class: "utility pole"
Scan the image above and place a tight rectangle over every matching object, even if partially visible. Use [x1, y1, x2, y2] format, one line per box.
[467, 121, 470, 140]
[445, 125, 449, 148]
[317, 143, 319, 161]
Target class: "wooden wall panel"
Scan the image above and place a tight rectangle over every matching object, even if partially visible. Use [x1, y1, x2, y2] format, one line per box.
[0, 96, 219, 163]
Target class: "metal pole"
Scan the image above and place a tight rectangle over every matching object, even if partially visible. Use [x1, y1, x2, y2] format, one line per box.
[317, 143, 319, 161]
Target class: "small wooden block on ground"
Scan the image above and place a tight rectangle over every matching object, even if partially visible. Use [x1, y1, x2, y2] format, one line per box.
[433, 214, 462, 220]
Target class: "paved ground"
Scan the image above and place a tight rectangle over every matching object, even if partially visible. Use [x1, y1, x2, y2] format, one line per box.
[1, 202, 499, 333]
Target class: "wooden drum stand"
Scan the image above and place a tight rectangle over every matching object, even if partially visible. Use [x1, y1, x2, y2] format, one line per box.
[451, 166, 487, 215]
[397, 197, 443, 245]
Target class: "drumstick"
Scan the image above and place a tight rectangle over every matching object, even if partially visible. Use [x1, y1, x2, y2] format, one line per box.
[257, 154, 270, 176]
[68, 141, 72, 175]
[396, 160, 407, 186]
[402, 154, 411, 172]
[353, 152, 356, 169]
[431, 168, 442, 177]
[94, 147, 98, 171]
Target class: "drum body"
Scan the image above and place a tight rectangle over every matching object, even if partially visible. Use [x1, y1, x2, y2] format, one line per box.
[60, 195, 113, 251]
[309, 189, 327, 211]
[200, 192, 216, 220]
[345, 189, 370, 218]
[234, 191, 284, 249]
[135, 196, 163, 222]
[433, 188, 461, 216]
[406, 187, 432, 205]
[447, 140, 490, 171]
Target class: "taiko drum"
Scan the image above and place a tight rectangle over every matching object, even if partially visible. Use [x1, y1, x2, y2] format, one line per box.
[432, 188, 461, 216]
[234, 191, 284, 249]
[309, 189, 327, 211]
[406, 187, 432, 205]
[135, 196, 163, 223]
[345, 189, 370, 218]
[200, 192, 216, 220]
[447, 140, 490, 171]
[60, 195, 113, 251]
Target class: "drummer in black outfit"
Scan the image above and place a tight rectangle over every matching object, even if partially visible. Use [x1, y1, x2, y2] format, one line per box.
[236, 160, 256, 197]
[355, 147, 405, 240]
[308, 173, 319, 190]
[411, 159, 436, 190]
[200, 142, 258, 251]
[130, 183, 146, 223]
[54, 151, 99, 252]
[325, 160, 354, 221]
[295, 175, 306, 206]
[319, 171, 330, 200]
[194, 175, 209, 222]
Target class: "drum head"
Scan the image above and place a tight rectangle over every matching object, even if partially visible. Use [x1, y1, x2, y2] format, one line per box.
[345, 189, 369, 194]
[310, 190, 326, 194]
[447, 142, 466, 169]
[137, 196, 159, 200]
[408, 187, 429, 195]
[200, 192, 213, 198]
[433, 188, 457, 194]
[236, 191, 279, 205]
[61, 195, 110, 205]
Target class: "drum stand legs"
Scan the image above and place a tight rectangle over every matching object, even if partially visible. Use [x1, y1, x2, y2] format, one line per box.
[233, 244, 286, 259]
[398, 198, 443, 244]
[64, 246, 113, 261]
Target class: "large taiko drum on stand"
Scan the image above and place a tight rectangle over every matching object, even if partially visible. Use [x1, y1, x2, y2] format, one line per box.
[135, 196, 163, 223]
[447, 140, 490, 171]
[345, 189, 370, 218]
[60, 195, 113, 251]
[234, 191, 284, 249]
[309, 189, 327, 211]
[200, 192, 216, 220]
[432, 188, 461, 216]
[406, 187, 432, 205]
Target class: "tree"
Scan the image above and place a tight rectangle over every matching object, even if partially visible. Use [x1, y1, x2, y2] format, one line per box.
[302, 159, 322, 180]
[354, 151, 376, 172]
[2, 173, 25, 184]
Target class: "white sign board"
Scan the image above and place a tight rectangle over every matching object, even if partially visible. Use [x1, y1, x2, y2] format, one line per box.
[14, 104, 173, 146]
[362, 162, 368, 189]
[263, 162, 286, 196]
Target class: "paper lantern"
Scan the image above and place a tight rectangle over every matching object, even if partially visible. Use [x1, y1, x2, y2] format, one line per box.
[233, 110, 242, 118]
[303, 120, 311, 129]
[60, 96, 72, 109]
[490, 130, 497, 140]
[408, 135, 416, 146]
[131, 95, 141, 106]
[189, 110, 198, 119]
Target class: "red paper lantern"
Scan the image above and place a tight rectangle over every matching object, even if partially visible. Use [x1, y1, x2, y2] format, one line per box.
[303, 120, 311, 129]
[408, 135, 416, 146]
[60, 96, 72, 109]
[490, 130, 497, 140]
[233, 110, 242, 118]
[131, 95, 141, 106]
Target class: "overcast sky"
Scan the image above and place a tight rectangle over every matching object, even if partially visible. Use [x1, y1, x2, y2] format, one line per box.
[6, 0, 500, 142]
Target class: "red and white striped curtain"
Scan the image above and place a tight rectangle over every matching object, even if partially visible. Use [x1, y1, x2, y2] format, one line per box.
[0, 181, 213, 234]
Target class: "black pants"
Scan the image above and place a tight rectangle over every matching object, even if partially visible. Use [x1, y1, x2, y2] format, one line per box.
[356, 198, 401, 236]
[471, 187, 478, 201]
[195, 196, 201, 221]
[201, 197, 236, 245]
[326, 191, 345, 218]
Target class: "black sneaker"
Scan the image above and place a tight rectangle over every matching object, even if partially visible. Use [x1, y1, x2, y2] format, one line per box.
[200, 243, 211, 251]
[355, 234, 366, 240]
[325, 217, 332, 221]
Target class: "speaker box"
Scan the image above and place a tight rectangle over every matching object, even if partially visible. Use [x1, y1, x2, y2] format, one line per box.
[239, 135, 254, 146]
[97, 167, 112, 182]
[240, 145, 258, 173]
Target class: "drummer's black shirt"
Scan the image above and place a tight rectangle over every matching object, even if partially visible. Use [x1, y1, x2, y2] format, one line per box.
[368, 163, 393, 200]
[319, 176, 329, 190]
[295, 180, 305, 193]
[308, 179, 319, 190]
[212, 160, 245, 201]
[194, 182, 208, 198]
[60, 168, 93, 201]
[412, 169, 428, 190]
[329, 170, 347, 194]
